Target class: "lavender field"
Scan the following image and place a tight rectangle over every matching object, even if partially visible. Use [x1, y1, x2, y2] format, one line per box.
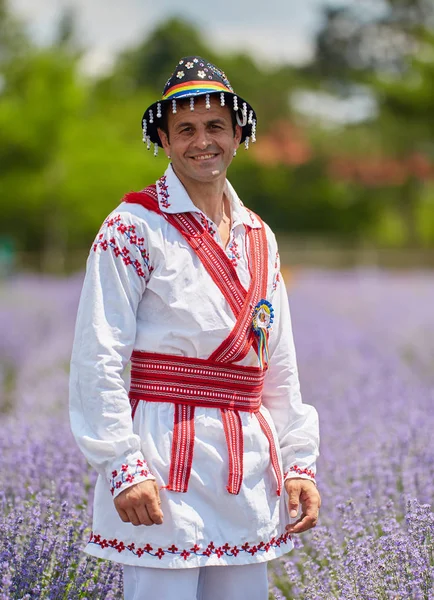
[0, 270, 433, 599]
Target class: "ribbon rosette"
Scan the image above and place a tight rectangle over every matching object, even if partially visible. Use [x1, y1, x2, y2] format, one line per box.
[252, 299, 274, 369]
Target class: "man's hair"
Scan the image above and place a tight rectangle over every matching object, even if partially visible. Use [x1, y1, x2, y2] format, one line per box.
[158, 96, 238, 143]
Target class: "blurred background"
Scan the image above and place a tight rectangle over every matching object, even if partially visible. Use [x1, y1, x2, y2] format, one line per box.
[1, 4, 434, 596]
[1, 0, 434, 274]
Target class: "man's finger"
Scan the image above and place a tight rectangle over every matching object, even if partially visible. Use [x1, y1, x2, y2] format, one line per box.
[117, 507, 130, 523]
[126, 508, 141, 527]
[135, 504, 154, 526]
[288, 481, 301, 518]
[286, 512, 318, 534]
[145, 498, 164, 525]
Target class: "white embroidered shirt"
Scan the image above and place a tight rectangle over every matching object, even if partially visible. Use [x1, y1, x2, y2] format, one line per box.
[69, 164, 319, 568]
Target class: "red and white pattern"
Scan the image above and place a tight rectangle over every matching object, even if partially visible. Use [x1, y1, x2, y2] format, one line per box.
[125, 188, 272, 496]
[285, 465, 316, 481]
[227, 238, 241, 266]
[93, 215, 153, 281]
[208, 223, 267, 365]
[70, 164, 319, 569]
[157, 175, 171, 208]
[272, 250, 281, 291]
[129, 352, 272, 495]
[221, 409, 244, 494]
[88, 530, 292, 561]
[168, 403, 195, 493]
[199, 213, 217, 237]
[129, 352, 265, 414]
[109, 458, 153, 496]
[256, 412, 283, 495]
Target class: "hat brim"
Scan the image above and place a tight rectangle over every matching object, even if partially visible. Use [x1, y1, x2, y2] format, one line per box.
[141, 91, 256, 147]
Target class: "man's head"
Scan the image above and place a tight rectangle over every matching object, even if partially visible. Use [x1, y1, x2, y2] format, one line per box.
[141, 56, 257, 156]
[157, 95, 242, 184]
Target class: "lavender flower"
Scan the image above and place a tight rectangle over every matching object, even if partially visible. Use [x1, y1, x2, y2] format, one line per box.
[1, 270, 433, 598]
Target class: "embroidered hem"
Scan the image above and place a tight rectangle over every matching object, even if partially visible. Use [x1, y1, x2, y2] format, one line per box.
[87, 530, 292, 567]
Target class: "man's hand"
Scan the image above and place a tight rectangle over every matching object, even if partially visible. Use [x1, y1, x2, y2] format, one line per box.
[284, 478, 321, 534]
[114, 480, 164, 526]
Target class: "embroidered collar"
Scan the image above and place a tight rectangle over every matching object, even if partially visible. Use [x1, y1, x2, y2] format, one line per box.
[155, 164, 262, 229]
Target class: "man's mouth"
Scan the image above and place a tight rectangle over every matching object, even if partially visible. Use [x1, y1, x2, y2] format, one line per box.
[191, 153, 218, 161]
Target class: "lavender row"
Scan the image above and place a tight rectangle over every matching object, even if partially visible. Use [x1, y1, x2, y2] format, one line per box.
[0, 271, 433, 599]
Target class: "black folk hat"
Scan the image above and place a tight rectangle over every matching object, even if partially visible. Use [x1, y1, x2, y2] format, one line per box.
[141, 56, 257, 155]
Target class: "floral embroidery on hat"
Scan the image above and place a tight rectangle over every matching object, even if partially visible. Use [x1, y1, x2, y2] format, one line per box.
[197, 70, 206, 79]
[176, 70, 185, 79]
[193, 58, 199, 63]
[185, 61, 194, 69]
[179, 59, 184, 64]
[206, 63, 234, 92]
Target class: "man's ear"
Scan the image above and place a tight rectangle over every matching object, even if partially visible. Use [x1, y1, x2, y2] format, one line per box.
[234, 124, 242, 149]
[158, 128, 170, 157]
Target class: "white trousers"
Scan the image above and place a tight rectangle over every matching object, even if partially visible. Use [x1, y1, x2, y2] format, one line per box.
[123, 562, 269, 600]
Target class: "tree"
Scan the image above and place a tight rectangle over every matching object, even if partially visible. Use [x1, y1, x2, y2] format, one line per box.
[114, 18, 216, 94]
[299, 0, 434, 246]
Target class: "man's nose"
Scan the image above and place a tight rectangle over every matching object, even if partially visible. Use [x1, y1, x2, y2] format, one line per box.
[194, 128, 211, 148]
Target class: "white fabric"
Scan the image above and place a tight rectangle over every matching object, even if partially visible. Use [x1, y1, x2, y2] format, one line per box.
[69, 164, 319, 568]
[123, 562, 269, 600]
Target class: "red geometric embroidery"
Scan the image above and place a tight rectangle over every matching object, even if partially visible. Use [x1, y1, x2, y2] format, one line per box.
[93, 214, 153, 281]
[227, 238, 241, 267]
[110, 458, 153, 496]
[272, 251, 280, 291]
[88, 531, 292, 561]
[286, 465, 316, 480]
[199, 213, 217, 237]
[157, 175, 170, 208]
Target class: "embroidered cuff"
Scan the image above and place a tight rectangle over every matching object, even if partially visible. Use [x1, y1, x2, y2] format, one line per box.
[284, 464, 316, 484]
[109, 455, 155, 499]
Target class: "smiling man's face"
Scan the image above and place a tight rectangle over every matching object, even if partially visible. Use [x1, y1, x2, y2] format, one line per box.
[158, 96, 242, 186]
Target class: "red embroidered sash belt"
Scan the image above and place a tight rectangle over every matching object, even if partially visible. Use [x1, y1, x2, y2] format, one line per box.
[129, 351, 282, 496]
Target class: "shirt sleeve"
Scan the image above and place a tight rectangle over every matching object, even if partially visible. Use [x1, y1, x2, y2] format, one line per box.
[262, 249, 319, 485]
[69, 208, 156, 499]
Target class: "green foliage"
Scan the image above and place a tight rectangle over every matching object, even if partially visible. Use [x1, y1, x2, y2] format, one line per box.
[1, 3, 434, 270]
[114, 18, 217, 94]
[230, 157, 376, 240]
[299, 0, 434, 247]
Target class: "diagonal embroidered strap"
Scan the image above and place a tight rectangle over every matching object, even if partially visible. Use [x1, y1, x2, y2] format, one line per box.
[209, 222, 268, 364]
[124, 187, 268, 363]
[169, 211, 247, 317]
[124, 188, 246, 316]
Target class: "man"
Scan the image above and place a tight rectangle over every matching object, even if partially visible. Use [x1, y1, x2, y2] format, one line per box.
[69, 56, 320, 600]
